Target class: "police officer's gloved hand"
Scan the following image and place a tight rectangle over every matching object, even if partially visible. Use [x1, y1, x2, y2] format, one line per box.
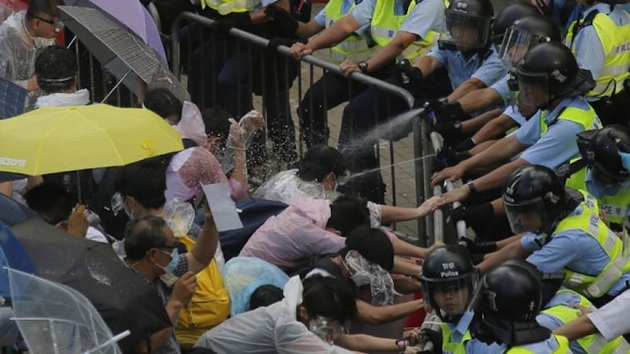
[433, 119, 463, 139]
[418, 328, 443, 354]
[433, 100, 466, 123]
[213, 12, 252, 34]
[436, 145, 471, 167]
[454, 137, 476, 152]
[398, 59, 423, 83]
[264, 4, 299, 34]
[450, 203, 493, 224]
[459, 236, 498, 254]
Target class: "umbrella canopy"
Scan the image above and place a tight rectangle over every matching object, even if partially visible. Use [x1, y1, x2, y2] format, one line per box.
[0, 77, 28, 119]
[0, 193, 39, 226]
[0, 220, 36, 296]
[10, 219, 172, 354]
[59, 5, 188, 102]
[64, 0, 167, 62]
[8, 268, 128, 354]
[0, 104, 183, 176]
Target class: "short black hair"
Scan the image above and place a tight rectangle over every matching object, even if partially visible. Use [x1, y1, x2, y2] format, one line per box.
[302, 275, 357, 324]
[297, 146, 349, 182]
[248, 284, 284, 311]
[124, 215, 168, 261]
[114, 157, 167, 210]
[24, 182, 72, 225]
[343, 226, 394, 271]
[144, 88, 183, 122]
[26, 0, 56, 21]
[35, 45, 78, 94]
[202, 106, 232, 140]
[326, 195, 370, 236]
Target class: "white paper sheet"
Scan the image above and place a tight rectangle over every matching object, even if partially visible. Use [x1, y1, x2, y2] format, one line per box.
[201, 183, 243, 232]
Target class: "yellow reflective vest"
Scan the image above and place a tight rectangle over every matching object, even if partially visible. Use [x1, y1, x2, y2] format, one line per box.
[539, 105, 600, 138]
[566, 9, 630, 98]
[441, 322, 470, 354]
[506, 335, 571, 353]
[324, 0, 376, 64]
[202, 0, 260, 15]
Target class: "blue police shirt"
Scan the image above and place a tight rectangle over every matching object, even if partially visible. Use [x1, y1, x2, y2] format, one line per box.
[351, 0, 444, 39]
[515, 96, 596, 169]
[315, 0, 369, 35]
[521, 205, 630, 297]
[428, 44, 507, 90]
[536, 289, 591, 354]
[503, 105, 528, 127]
[489, 73, 510, 104]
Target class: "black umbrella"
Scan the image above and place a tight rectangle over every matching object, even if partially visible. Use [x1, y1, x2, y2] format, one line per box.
[0, 193, 39, 226]
[58, 5, 190, 103]
[10, 219, 172, 354]
[0, 77, 28, 119]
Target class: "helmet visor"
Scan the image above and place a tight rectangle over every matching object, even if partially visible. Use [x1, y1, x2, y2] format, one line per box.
[505, 198, 546, 234]
[423, 275, 476, 321]
[499, 26, 534, 69]
[516, 71, 551, 107]
[440, 11, 492, 51]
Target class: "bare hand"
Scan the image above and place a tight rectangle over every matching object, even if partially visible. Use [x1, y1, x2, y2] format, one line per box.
[228, 118, 247, 149]
[239, 110, 264, 132]
[431, 164, 466, 187]
[339, 59, 360, 77]
[172, 271, 197, 306]
[417, 196, 441, 216]
[599, 209, 610, 228]
[289, 42, 311, 59]
[26, 75, 39, 91]
[436, 186, 470, 208]
[66, 204, 88, 238]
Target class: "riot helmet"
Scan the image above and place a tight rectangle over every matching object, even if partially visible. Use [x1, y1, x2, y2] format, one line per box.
[420, 245, 478, 322]
[439, 0, 494, 52]
[499, 15, 561, 69]
[503, 165, 566, 234]
[492, 2, 540, 45]
[516, 42, 595, 109]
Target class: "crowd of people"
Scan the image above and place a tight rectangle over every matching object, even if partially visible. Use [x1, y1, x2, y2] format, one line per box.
[0, 0, 629, 352]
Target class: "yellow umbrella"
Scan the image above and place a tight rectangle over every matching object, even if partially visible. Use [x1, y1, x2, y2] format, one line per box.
[0, 104, 183, 175]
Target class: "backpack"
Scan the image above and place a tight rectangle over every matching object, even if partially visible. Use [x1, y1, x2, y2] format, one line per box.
[219, 198, 288, 260]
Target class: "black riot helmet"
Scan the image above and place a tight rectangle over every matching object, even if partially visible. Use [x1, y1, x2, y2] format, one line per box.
[439, 0, 494, 52]
[492, 2, 540, 45]
[471, 260, 550, 347]
[499, 15, 562, 69]
[420, 245, 478, 322]
[503, 165, 566, 234]
[577, 125, 630, 183]
[515, 42, 595, 109]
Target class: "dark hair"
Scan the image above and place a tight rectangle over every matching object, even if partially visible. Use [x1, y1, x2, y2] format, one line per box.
[26, 0, 56, 21]
[124, 215, 168, 261]
[343, 226, 394, 271]
[24, 182, 72, 225]
[35, 45, 78, 94]
[297, 146, 349, 182]
[143, 88, 183, 122]
[248, 285, 284, 311]
[202, 106, 232, 140]
[326, 195, 370, 236]
[114, 157, 167, 210]
[302, 275, 357, 324]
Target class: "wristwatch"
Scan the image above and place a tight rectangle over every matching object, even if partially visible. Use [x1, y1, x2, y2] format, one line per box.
[466, 181, 477, 194]
[357, 61, 369, 74]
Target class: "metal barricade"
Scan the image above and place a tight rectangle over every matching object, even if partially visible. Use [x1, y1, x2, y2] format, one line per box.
[170, 11, 435, 241]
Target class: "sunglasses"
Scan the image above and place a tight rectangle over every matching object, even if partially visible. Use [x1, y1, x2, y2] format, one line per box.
[28, 12, 59, 25]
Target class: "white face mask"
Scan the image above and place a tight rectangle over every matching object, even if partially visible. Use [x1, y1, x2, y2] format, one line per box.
[33, 36, 56, 49]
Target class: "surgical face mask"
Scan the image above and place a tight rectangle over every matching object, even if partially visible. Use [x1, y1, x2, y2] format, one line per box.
[156, 248, 180, 287]
[350, 271, 372, 288]
[585, 168, 630, 199]
[308, 317, 348, 345]
[33, 36, 56, 49]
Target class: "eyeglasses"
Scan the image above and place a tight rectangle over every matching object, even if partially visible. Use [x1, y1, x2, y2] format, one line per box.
[28, 12, 59, 25]
[157, 241, 182, 251]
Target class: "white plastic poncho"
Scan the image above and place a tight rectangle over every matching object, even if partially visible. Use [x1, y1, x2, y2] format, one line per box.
[0, 11, 38, 86]
[195, 276, 354, 354]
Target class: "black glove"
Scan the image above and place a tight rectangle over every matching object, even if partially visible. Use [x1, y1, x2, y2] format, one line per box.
[264, 4, 299, 34]
[398, 59, 423, 83]
[450, 202, 493, 224]
[433, 119, 463, 138]
[432, 100, 466, 123]
[212, 12, 251, 34]
[417, 328, 443, 354]
[454, 137, 476, 152]
[435, 145, 471, 167]
[459, 236, 497, 254]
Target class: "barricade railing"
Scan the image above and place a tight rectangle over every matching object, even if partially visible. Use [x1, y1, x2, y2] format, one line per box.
[170, 11, 436, 243]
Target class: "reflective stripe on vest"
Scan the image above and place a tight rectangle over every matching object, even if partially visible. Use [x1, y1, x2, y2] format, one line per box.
[566, 168, 630, 225]
[369, 0, 447, 61]
[539, 105, 600, 138]
[506, 335, 571, 353]
[323, 0, 375, 64]
[541, 289, 629, 353]
[441, 322, 470, 354]
[556, 203, 630, 297]
[202, 0, 259, 14]
[566, 11, 630, 97]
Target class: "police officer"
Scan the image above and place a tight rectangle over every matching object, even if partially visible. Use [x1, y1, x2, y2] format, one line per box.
[419, 245, 504, 353]
[564, 125, 630, 231]
[479, 165, 630, 307]
[433, 42, 599, 209]
[565, 0, 630, 126]
[470, 260, 571, 353]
